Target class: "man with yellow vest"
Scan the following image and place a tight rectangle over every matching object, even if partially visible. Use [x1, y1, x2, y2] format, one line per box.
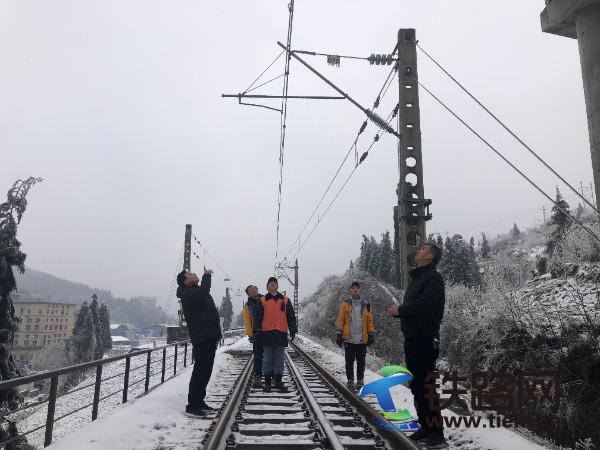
[335, 281, 375, 390]
[242, 284, 264, 388]
[253, 277, 297, 392]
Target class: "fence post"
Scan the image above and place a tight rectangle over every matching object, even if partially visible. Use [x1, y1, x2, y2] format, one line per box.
[44, 375, 58, 447]
[144, 351, 151, 392]
[122, 356, 131, 403]
[183, 342, 188, 367]
[161, 348, 166, 383]
[92, 365, 103, 421]
[173, 344, 178, 376]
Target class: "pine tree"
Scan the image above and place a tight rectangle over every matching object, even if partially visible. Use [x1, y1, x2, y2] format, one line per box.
[546, 187, 572, 257]
[367, 236, 380, 276]
[358, 235, 371, 271]
[349, 260, 355, 271]
[98, 303, 112, 353]
[0, 177, 42, 416]
[219, 289, 233, 330]
[511, 223, 521, 240]
[378, 231, 394, 283]
[70, 302, 96, 364]
[481, 233, 490, 259]
[90, 294, 103, 360]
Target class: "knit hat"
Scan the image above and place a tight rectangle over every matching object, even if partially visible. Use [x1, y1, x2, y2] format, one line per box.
[350, 281, 360, 289]
[267, 277, 278, 287]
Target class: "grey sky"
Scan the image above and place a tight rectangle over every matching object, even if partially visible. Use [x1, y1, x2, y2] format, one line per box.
[1, 1, 592, 313]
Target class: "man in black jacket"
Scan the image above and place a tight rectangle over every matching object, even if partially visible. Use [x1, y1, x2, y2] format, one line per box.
[176, 266, 222, 418]
[387, 243, 446, 446]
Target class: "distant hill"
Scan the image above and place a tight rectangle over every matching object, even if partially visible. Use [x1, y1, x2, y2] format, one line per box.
[15, 268, 175, 328]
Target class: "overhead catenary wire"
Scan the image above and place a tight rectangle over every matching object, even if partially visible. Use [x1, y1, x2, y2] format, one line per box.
[282, 61, 399, 260]
[242, 50, 286, 94]
[275, 0, 296, 264]
[417, 80, 600, 246]
[416, 43, 600, 216]
[192, 234, 242, 292]
[290, 104, 399, 259]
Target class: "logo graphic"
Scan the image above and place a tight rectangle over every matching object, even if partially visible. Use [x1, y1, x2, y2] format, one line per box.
[358, 365, 420, 432]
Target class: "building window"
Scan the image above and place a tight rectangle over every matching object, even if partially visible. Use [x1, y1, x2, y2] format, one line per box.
[38, 309, 42, 314]
[34, 325, 39, 331]
[35, 318, 40, 323]
[27, 318, 32, 323]
[27, 309, 30, 314]
[44, 325, 48, 330]
[25, 325, 30, 331]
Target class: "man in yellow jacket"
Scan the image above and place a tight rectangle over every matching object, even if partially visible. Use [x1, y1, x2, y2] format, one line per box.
[336, 281, 375, 390]
[243, 285, 264, 388]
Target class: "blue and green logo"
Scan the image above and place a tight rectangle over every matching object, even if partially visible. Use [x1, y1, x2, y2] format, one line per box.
[358, 365, 420, 432]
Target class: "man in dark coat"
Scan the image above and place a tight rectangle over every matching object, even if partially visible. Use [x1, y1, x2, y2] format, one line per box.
[387, 243, 446, 446]
[176, 266, 222, 417]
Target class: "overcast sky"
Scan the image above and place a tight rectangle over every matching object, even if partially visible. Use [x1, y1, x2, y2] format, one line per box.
[1, 1, 592, 313]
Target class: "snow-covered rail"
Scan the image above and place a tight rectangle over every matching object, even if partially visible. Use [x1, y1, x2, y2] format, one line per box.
[201, 342, 418, 450]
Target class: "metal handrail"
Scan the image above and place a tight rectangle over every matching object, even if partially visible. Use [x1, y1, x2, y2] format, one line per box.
[0, 340, 191, 447]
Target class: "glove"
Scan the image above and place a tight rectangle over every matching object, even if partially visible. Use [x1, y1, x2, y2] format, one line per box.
[249, 335, 256, 344]
[335, 333, 343, 347]
[367, 335, 374, 346]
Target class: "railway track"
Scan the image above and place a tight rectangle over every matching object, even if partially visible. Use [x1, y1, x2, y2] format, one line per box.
[201, 341, 418, 450]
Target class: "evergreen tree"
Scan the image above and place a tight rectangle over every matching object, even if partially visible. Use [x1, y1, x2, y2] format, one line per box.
[546, 187, 572, 257]
[98, 303, 112, 353]
[378, 231, 394, 283]
[481, 233, 490, 259]
[90, 294, 103, 360]
[349, 260, 354, 271]
[0, 177, 42, 416]
[367, 236, 380, 276]
[219, 289, 233, 330]
[358, 235, 371, 272]
[511, 223, 521, 240]
[70, 302, 96, 364]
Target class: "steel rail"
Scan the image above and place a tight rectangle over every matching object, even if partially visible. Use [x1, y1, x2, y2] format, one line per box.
[290, 341, 419, 450]
[201, 355, 253, 450]
[284, 350, 345, 450]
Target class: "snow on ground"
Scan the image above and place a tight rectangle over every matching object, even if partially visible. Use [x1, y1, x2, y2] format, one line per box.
[47, 336, 247, 450]
[295, 335, 550, 450]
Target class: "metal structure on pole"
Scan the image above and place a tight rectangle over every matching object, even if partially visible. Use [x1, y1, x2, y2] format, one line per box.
[275, 259, 299, 328]
[394, 29, 432, 290]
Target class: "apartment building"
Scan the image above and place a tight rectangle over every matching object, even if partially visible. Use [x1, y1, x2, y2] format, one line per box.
[13, 299, 77, 366]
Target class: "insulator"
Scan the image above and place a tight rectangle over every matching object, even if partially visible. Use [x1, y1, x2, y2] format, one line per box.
[358, 121, 367, 135]
[359, 152, 368, 164]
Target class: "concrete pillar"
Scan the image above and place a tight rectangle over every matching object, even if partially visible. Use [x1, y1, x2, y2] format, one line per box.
[576, 5, 600, 206]
[541, 0, 600, 206]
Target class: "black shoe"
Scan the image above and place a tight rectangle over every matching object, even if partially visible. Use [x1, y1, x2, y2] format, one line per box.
[263, 376, 272, 393]
[252, 377, 263, 388]
[184, 406, 206, 418]
[356, 380, 364, 390]
[409, 428, 430, 442]
[199, 402, 216, 411]
[346, 380, 355, 390]
[424, 433, 446, 446]
[273, 375, 288, 392]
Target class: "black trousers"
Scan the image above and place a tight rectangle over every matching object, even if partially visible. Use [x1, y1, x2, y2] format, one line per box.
[404, 337, 443, 434]
[188, 340, 217, 408]
[344, 343, 367, 381]
[252, 341, 263, 375]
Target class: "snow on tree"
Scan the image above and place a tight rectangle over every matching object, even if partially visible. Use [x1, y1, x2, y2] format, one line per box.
[546, 187, 572, 258]
[367, 236, 380, 277]
[378, 231, 394, 283]
[99, 302, 112, 353]
[511, 222, 521, 240]
[90, 294, 104, 360]
[219, 290, 233, 330]
[480, 232, 490, 259]
[69, 302, 97, 364]
[0, 177, 42, 407]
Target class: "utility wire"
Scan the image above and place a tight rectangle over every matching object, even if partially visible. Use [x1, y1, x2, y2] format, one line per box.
[283, 64, 399, 259]
[275, 0, 295, 264]
[418, 80, 600, 246]
[192, 235, 242, 292]
[416, 43, 600, 216]
[291, 104, 399, 259]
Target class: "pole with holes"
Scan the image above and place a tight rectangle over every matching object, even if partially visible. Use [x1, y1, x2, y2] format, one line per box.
[395, 29, 432, 290]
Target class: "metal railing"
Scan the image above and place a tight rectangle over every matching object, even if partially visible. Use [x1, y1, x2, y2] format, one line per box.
[0, 340, 191, 448]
